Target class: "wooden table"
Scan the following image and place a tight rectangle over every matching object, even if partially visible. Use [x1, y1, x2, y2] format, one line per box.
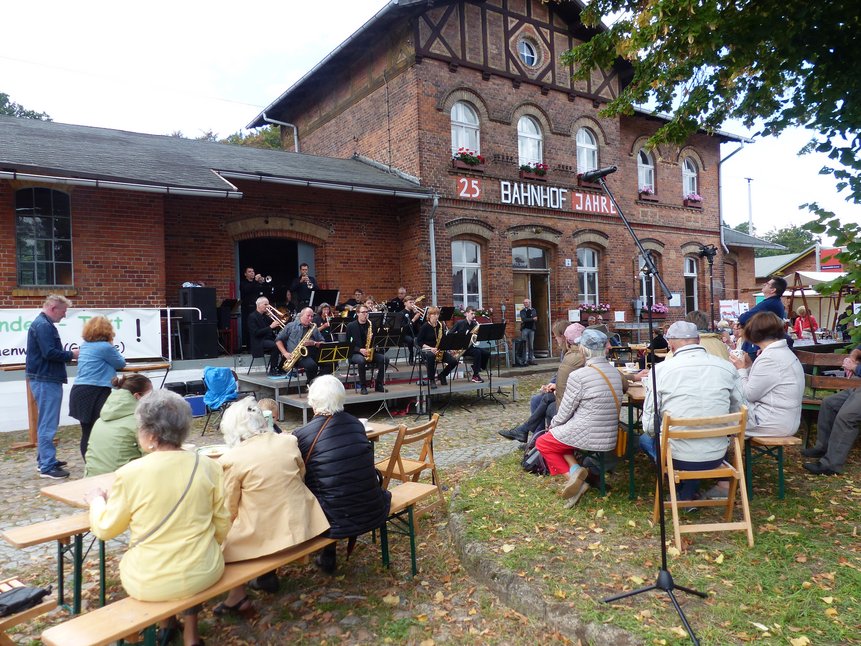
[41, 472, 116, 509]
[38, 472, 115, 614]
[365, 421, 399, 442]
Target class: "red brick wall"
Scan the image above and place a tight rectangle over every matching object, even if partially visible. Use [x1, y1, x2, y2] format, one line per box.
[0, 182, 165, 308]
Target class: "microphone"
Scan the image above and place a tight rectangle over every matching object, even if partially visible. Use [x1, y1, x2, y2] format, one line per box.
[579, 165, 617, 182]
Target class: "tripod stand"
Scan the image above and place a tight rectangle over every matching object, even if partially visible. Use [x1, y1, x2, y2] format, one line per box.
[476, 323, 507, 407]
[584, 166, 706, 644]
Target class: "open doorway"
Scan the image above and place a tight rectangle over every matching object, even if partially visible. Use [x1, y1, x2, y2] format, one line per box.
[512, 244, 553, 358]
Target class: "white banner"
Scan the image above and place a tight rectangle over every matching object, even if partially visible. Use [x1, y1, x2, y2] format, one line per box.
[0, 309, 163, 365]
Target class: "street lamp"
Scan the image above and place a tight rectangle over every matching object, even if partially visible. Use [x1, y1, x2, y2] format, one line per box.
[698, 244, 718, 331]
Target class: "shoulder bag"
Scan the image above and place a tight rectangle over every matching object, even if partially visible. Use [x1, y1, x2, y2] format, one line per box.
[589, 365, 628, 458]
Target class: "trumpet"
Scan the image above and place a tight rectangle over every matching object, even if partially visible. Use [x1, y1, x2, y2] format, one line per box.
[265, 304, 289, 329]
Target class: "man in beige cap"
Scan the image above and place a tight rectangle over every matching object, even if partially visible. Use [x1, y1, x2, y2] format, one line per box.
[641, 320, 744, 500]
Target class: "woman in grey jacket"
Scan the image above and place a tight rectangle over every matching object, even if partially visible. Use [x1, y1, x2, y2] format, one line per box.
[538, 329, 624, 505]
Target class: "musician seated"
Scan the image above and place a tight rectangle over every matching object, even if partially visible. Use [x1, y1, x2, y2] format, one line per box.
[450, 306, 490, 383]
[275, 307, 326, 382]
[336, 289, 364, 313]
[314, 303, 335, 343]
[417, 306, 456, 389]
[398, 295, 424, 364]
[247, 297, 283, 375]
[387, 286, 407, 313]
[345, 305, 390, 395]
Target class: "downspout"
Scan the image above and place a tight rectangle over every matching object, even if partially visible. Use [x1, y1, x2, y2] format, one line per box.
[262, 113, 300, 153]
[429, 194, 439, 304]
[718, 142, 746, 254]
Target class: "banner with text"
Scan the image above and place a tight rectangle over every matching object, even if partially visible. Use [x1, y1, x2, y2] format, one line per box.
[0, 309, 162, 366]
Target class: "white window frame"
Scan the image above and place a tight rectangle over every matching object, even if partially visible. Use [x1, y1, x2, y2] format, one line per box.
[517, 116, 543, 167]
[577, 247, 600, 305]
[452, 240, 482, 309]
[450, 101, 480, 156]
[638, 150, 655, 193]
[684, 256, 699, 313]
[517, 39, 537, 67]
[576, 128, 598, 174]
[682, 158, 699, 196]
[639, 254, 657, 308]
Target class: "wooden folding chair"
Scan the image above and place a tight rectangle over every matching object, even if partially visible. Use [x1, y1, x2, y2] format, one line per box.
[376, 413, 445, 511]
[652, 406, 753, 551]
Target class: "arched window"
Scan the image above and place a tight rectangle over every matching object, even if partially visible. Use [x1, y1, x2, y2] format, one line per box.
[517, 116, 543, 167]
[16, 187, 73, 286]
[452, 240, 482, 309]
[638, 150, 655, 193]
[682, 158, 699, 197]
[638, 253, 658, 308]
[450, 101, 480, 157]
[576, 128, 598, 174]
[517, 39, 538, 67]
[577, 247, 600, 305]
[684, 256, 698, 314]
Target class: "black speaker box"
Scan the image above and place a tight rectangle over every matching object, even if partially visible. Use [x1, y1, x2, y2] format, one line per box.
[185, 379, 206, 395]
[165, 382, 188, 396]
[179, 287, 217, 323]
[181, 323, 220, 360]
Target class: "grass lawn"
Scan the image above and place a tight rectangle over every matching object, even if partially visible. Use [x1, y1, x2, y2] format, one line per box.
[453, 447, 861, 645]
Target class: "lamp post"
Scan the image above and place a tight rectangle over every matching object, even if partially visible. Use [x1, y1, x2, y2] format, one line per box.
[698, 244, 718, 331]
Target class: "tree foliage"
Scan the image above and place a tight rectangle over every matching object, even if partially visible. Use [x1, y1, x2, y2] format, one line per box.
[168, 125, 282, 150]
[0, 92, 51, 121]
[564, 0, 860, 341]
[759, 226, 819, 258]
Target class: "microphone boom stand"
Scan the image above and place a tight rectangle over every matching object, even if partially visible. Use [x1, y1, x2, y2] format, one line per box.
[592, 172, 707, 645]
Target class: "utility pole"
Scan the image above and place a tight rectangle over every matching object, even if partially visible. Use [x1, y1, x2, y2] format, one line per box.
[745, 177, 754, 235]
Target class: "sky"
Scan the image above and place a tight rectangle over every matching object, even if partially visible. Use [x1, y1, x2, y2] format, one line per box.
[2, 0, 858, 242]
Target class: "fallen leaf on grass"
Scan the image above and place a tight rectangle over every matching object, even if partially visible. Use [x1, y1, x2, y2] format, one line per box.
[750, 621, 770, 632]
[715, 553, 724, 565]
[434, 591, 445, 603]
[627, 520, 636, 527]
[596, 509, 605, 518]
[553, 589, 567, 599]
[795, 554, 808, 563]
[667, 546, 681, 557]
[670, 626, 688, 638]
[501, 544, 515, 553]
[824, 608, 838, 618]
[382, 594, 400, 606]
[789, 637, 811, 646]
[820, 596, 833, 604]
[766, 514, 775, 521]
[628, 576, 645, 585]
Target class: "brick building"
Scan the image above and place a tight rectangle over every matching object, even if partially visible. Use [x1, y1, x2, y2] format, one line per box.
[251, 0, 757, 353]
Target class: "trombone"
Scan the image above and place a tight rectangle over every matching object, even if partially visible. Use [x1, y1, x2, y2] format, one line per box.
[265, 304, 290, 329]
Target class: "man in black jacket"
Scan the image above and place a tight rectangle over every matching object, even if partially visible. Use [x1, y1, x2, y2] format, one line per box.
[247, 297, 283, 375]
[289, 263, 319, 309]
[345, 305, 389, 394]
[449, 306, 489, 383]
[519, 298, 538, 365]
[293, 375, 391, 574]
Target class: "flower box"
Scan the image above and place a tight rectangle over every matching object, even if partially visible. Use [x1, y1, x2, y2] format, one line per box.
[519, 170, 547, 181]
[577, 176, 602, 189]
[452, 159, 485, 172]
[684, 198, 702, 209]
[639, 192, 658, 202]
[640, 312, 667, 321]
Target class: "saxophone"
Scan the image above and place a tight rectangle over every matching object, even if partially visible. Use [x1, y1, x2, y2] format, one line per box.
[451, 323, 480, 360]
[282, 323, 317, 372]
[365, 323, 374, 363]
[434, 323, 445, 362]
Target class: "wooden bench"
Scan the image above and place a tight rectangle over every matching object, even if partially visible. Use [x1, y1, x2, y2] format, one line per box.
[40, 482, 439, 646]
[744, 435, 803, 499]
[1, 513, 105, 614]
[794, 350, 858, 445]
[379, 482, 440, 576]
[0, 577, 55, 646]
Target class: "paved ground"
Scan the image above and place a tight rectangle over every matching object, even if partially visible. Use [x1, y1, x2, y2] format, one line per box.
[0, 360, 555, 577]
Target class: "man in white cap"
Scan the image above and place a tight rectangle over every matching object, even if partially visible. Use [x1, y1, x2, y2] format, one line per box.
[641, 320, 744, 500]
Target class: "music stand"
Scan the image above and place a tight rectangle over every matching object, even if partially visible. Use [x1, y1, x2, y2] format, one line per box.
[374, 328, 403, 372]
[427, 334, 470, 416]
[309, 289, 339, 310]
[329, 318, 350, 342]
[439, 306, 455, 324]
[316, 342, 351, 387]
[476, 323, 507, 406]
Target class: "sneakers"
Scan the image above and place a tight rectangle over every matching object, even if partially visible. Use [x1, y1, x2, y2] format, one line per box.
[803, 462, 838, 475]
[35, 460, 67, 473]
[562, 467, 589, 499]
[471, 374, 484, 383]
[703, 484, 728, 500]
[801, 446, 825, 458]
[39, 467, 70, 480]
[498, 428, 527, 442]
[360, 386, 369, 395]
[564, 483, 591, 508]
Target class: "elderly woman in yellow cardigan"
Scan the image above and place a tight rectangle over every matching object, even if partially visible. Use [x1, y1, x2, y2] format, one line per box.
[213, 397, 329, 616]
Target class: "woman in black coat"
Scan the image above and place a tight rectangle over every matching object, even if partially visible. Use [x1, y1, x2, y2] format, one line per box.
[293, 375, 391, 573]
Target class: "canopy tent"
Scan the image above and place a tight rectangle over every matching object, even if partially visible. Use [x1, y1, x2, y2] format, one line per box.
[784, 271, 852, 344]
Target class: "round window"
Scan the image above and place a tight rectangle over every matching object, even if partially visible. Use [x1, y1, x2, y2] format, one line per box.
[518, 39, 538, 67]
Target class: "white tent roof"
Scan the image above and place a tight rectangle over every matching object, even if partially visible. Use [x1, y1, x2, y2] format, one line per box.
[787, 271, 848, 288]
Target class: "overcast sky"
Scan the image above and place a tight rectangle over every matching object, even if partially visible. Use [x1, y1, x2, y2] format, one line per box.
[3, 0, 857, 242]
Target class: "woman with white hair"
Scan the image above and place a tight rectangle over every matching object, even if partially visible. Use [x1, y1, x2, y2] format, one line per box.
[88, 389, 229, 646]
[539, 329, 624, 506]
[212, 397, 329, 614]
[293, 375, 391, 574]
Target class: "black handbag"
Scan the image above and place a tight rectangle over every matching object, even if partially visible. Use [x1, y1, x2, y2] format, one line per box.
[0, 584, 52, 617]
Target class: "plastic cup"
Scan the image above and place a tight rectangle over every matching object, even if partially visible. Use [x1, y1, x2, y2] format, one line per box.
[358, 417, 369, 430]
[625, 362, 638, 371]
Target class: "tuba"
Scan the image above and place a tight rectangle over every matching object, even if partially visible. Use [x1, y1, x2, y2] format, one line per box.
[282, 323, 317, 372]
[365, 323, 374, 363]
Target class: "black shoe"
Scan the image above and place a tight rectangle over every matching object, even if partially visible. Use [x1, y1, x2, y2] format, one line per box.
[498, 428, 527, 442]
[803, 462, 838, 475]
[248, 571, 280, 594]
[801, 447, 825, 458]
[39, 467, 70, 480]
[375, 385, 388, 393]
[360, 386, 369, 395]
[439, 375, 448, 386]
[314, 553, 337, 575]
[528, 360, 538, 366]
[430, 381, 438, 390]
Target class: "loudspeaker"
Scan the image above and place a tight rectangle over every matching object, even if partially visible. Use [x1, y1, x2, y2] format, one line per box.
[181, 323, 220, 359]
[179, 287, 217, 323]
